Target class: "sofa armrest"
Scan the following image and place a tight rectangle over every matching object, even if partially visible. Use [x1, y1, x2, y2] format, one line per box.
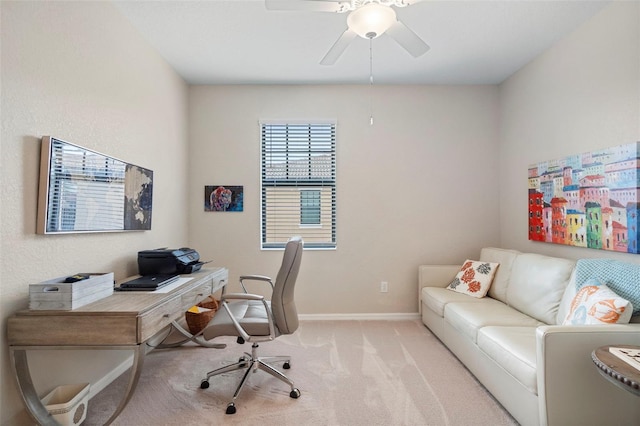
[418, 265, 460, 313]
[536, 324, 640, 426]
[418, 265, 460, 289]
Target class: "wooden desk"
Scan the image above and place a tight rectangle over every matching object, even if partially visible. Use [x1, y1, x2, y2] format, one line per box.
[8, 267, 228, 425]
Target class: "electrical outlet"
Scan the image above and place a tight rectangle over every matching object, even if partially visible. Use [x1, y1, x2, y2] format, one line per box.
[380, 281, 388, 293]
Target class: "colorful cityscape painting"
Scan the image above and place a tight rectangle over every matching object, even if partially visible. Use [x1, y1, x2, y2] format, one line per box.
[528, 142, 640, 253]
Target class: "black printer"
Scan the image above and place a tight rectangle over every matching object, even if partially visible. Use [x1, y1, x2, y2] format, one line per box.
[137, 247, 205, 275]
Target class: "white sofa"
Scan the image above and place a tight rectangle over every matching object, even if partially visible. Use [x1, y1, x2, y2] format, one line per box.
[419, 247, 640, 426]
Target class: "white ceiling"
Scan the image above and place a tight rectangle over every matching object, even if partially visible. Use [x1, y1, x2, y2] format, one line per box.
[112, 0, 609, 85]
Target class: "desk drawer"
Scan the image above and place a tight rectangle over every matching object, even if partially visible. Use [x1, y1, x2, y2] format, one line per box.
[139, 297, 182, 342]
[181, 280, 213, 310]
[212, 274, 227, 293]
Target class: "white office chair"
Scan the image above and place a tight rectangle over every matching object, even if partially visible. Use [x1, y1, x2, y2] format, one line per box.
[199, 236, 303, 414]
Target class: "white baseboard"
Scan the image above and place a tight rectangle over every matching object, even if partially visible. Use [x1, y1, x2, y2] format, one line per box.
[299, 312, 420, 321]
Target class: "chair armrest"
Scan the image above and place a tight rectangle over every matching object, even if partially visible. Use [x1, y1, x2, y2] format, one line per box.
[218, 292, 276, 342]
[239, 275, 272, 282]
[239, 275, 274, 293]
[536, 323, 640, 426]
[221, 292, 265, 302]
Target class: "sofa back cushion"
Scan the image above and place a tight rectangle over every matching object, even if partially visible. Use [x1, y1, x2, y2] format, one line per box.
[480, 247, 520, 303]
[507, 253, 575, 324]
[556, 269, 578, 324]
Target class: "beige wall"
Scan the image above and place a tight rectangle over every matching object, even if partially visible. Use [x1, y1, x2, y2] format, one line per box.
[499, 1, 640, 264]
[1, 1, 188, 423]
[188, 84, 501, 315]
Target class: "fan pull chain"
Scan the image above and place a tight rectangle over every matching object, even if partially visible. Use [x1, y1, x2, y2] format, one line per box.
[369, 36, 374, 126]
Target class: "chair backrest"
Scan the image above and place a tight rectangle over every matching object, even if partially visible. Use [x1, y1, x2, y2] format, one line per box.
[271, 236, 303, 335]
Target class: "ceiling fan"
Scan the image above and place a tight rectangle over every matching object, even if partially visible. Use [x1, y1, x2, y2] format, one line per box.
[265, 0, 430, 65]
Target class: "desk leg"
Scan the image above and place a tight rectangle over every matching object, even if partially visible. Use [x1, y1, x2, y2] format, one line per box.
[103, 345, 145, 425]
[152, 320, 226, 349]
[10, 349, 58, 426]
[10, 345, 146, 426]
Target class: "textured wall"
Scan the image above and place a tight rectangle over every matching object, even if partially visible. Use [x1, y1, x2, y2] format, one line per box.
[0, 2, 188, 423]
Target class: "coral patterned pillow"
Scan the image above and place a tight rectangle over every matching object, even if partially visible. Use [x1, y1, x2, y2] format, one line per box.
[563, 279, 633, 325]
[447, 260, 499, 298]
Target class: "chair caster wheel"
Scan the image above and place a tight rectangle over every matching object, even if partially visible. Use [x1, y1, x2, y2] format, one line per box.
[290, 388, 301, 399]
[283, 361, 290, 369]
[200, 380, 209, 389]
[226, 403, 236, 415]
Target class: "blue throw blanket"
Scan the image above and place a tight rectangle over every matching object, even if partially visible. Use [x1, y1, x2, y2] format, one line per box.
[575, 259, 640, 316]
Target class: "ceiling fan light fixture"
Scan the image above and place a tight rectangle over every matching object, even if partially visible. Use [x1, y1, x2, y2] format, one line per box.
[347, 3, 397, 39]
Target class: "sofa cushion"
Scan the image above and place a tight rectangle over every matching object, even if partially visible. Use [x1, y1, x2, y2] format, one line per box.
[556, 269, 578, 324]
[480, 247, 520, 303]
[507, 253, 575, 325]
[477, 326, 538, 394]
[447, 260, 499, 298]
[444, 301, 542, 343]
[421, 287, 485, 317]
[563, 280, 633, 325]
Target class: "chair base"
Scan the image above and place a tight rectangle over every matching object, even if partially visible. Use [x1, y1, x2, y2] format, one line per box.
[200, 342, 300, 414]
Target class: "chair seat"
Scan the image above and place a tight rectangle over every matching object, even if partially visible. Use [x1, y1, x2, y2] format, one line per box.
[203, 300, 274, 340]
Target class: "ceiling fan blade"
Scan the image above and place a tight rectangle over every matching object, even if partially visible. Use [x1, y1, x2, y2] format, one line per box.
[386, 20, 430, 58]
[265, 0, 344, 12]
[320, 29, 357, 65]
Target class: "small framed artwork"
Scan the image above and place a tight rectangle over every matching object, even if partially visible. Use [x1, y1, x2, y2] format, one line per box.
[205, 185, 243, 212]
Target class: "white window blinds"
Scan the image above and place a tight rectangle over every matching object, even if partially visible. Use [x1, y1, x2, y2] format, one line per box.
[261, 122, 336, 249]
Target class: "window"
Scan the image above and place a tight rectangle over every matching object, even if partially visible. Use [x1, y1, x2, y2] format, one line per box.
[300, 190, 321, 225]
[261, 122, 336, 249]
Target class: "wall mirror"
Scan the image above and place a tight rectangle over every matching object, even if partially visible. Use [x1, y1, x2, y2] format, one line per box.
[37, 136, 153, 234]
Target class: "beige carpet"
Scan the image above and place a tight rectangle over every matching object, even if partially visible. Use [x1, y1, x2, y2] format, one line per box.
[87, 320, 518, 426]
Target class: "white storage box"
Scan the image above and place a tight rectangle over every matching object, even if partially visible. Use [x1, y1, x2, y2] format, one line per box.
[42, 383, 90, 425]
[29, 272, 114, 310]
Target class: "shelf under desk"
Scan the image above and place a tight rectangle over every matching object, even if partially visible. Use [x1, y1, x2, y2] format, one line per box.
[8, 266, 228, 425]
